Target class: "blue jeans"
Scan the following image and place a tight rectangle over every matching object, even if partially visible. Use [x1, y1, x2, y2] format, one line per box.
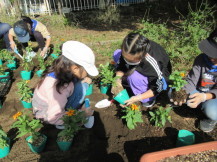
[0, 23, 11, 50]
[190, 90, 217, 121]
[65, 81, 89, 110]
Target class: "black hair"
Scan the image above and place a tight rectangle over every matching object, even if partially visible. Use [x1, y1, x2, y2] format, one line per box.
[38, 55, 82, 94]
[121, 32, 151, 56]
[21, 16, 33, 28]
[13, 20, 29, 31]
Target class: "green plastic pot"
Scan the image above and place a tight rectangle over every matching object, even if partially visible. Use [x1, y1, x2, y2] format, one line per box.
[0, 59, 3, 66]
[0, 72, 10, 82]
[20, 71, 32, 80]
[21, 100, 32, 108]
[176, 130, 195, 147]
[114, 89, 130, 105]
[26, 134, 47, 153]
[86, 84, 93, 96]
[36, 70, 44, 77]
[100, 83, 111, 94]
[6, 60, 16, 70]
[57, 140, 73, 151]
[51, 53, 60, 59]
[0, 138, 10, 158]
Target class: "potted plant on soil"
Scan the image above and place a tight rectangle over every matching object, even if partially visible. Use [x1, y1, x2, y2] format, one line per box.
[0, 49, 6, 65]
[4, 50, 16, 70]
[51, 43, 61, 59]
[11, 111, 46, 153]
[0, 65, 9, 82]
[169, 71, 188, 104]
[122, 104, 143, 130]
[36, 55, 47, 77]
[17, 80, 33, 108]
[140, 141, 217, 162]
[57, 109, 87, 151]
[149, 106, 172, 128]
[98, 62, 119, 94]
[20, 47, 34, 80]
[0, 125, 10, 158]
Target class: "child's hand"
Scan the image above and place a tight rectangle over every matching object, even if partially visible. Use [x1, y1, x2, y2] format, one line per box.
[81, 106, 94, 117]
[187, 93, 206, 108]
[82, 77, 92, 84]
[125, 95, 141, 106]
[111, 78, 123, 95]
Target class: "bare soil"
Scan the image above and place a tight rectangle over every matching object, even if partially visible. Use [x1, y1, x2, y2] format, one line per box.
[171, 89, 188, 103]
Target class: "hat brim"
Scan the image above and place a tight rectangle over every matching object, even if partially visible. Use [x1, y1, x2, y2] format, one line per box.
[199, 39, 217, 59]
[17, 32, 30, 43]
[84, 65, 99, 77]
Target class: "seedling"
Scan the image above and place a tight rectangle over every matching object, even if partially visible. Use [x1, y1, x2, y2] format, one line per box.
[149, 106, 172, 128]
[122, 104, 143, 130]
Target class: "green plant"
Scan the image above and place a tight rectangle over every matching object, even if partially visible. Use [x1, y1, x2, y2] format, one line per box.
[149, 106, 172, 128]
[20, 55, 33, 71]
[3, 50, 14, 63]
[0, 49, 7, 60]
[17, 80, 32, 103]
[0, 125, 9, 149]
[0, 65, 5, 75]
[57, 109, 87, 141]
[99, 62, 119, 86]
[53, 43, 62, 54]
[169, 71, 187, 91]
[121, 104, 143, 130]
[37, 55, 47, 71]
[11, 111, 43, 144]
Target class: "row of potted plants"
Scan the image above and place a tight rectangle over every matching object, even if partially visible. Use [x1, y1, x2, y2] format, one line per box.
[0, 108, 87, 158]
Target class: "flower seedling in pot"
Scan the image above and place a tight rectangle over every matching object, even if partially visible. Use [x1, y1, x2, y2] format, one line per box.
[149, 106, 172, 128]
[121, 104, 143, 130]
[169, 71, 188, 103]
[17, 80, 32, 103]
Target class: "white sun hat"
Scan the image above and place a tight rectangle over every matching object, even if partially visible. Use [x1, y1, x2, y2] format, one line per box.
[62, 41, 99, 76]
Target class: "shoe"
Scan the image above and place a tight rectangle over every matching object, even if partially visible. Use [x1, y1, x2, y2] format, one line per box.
[84, 116, 94, 128]
[55, 125, 65, 130]
[199, 119, 217, 132]
[142, 99, 156, 108]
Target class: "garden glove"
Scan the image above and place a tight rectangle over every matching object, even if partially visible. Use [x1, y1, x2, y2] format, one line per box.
[111, 78, 123, 95]
[40, 47, 48, 58]
[124, 95, 141, 106]
[187, 92, 206, 108]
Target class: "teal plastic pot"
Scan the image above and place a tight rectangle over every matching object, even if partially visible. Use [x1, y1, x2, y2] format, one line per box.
[20, 71, 32, 80]
[100, 83, 111, 94]
[36, 70, 44, 77]
[86, 84, 93, 96]
[0, 138, 10, 158]
[114, 89, 130, 105]
[0, 59, 3, 66]
[26, 134, 47, 153]
[51, 53, 60, 59]
[21, 100, 32, 108]
[6, 60, 16, 70]
[176, 130, 195, 147]
[0, 72, 9, 82]
[57, 140, 72, 151]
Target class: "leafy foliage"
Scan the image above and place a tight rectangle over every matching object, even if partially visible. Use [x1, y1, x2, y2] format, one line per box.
[57, 109, 87, 142]
[11, 110, 43, 144]
[37, 55, 47, 71]
[0, 125, 9, 149]
[17, 80, 32, 102]
[0, 65, 5, 75]
[149, 106, 172, 128]
[122, 104, 143, 130]
[169, 71, 187, 91]
[99, 62, 119, 86]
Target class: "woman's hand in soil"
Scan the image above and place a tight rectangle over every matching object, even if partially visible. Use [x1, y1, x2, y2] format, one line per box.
[81, 106, 94, 117]
[187, 93, 206, 108]
[82, 77, 92, 84]
[170, 99, 186, 106]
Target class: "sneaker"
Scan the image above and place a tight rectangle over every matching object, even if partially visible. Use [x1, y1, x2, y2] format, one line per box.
[142, 99, 156, 108]
[55, 125, 65, 130]
[84, 116, 94, 128]
[199, 119, 217, 132]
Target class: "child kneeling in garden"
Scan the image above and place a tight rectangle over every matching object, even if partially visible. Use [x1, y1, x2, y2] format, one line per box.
[171, 29, 217, 132]
[111, 32, 171, 107]
[32, 41, 98, 129]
